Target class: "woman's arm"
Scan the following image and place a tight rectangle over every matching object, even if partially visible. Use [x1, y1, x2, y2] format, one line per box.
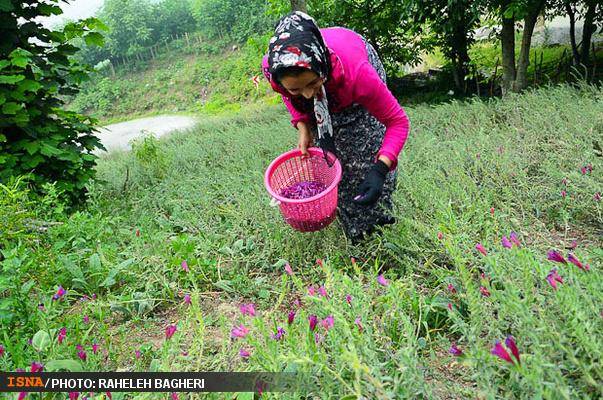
[353, 62, 410, 171]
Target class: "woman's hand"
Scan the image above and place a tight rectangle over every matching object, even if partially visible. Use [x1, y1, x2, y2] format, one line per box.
[297, 121, 313, 157]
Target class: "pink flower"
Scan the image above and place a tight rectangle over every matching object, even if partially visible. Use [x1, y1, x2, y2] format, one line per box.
[30, 362, 43, 372]
[321, 315, 334, 331]
[546, 268, 564, 290]
[83, 315, 89, 324]
[490, 207, 495, 215]
[271, 326, 286, 341]
[239, 303, 256, 317]
[568, 253, 589, 271]
[105, 393, 112, 400]
[449, 343, 463, 356]
[377, 274, 389, 286]
[181, 260, 189, 272]
[354, 317, 363, 332]
[58, 327, 66, 344]
[547, 250, 567, 264]
[287, 310, 296, 325]
[318, 285, 328, 298]
[183, 294, 192, 305]
[491, 340, 514, 364]
[581, 166, 587, 175]
[509, 232, 521, 247]
[316, 258, 323, 267]
[561, 190, 567, 198]
[595, 192, 601, 201]
[171, 394, 179, 400]
[165, 324, 177, 340]
[0, 344, 4, 357]
[447, 284, 457, 294]
[239, 348, 251, 359]
[505, 335, 520, 365]
[437, 231, 443, 240]
[77, 350, 87, 361]
[345, 294, 352, 305]
[76, 344, 84, 351]
[284, 262, 293, 276]
[18, 393, 27, 400]
[135, 350, 142, 359]
[475, 243, 487, 256]
[69, 393, 79, 400]
[350, 257, 357, 266]
[501, 236, 512, 249]
[230, 324, 249, 339]
[307, 286, 316, 296]
[447, 303, 453, 311]
[569, 240, 578, 250]
[308, 315, 318, 331]
[480, 286, 491, 297]
[52, 285, 66, 301]
[561, 177, 568, 185]
[91, 344, 99, 354]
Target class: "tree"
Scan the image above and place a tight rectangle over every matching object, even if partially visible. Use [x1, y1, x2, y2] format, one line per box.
[290, 0, 308, 12]
[0, 0, 105, 203]
[99, 0, 154, 58]
[557, 0, 602, 66]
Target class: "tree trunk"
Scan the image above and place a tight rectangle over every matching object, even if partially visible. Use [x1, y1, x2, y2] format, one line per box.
[290, 0, 307, 13]
[500, 14, 516, 95]
[513, 0, 545, 92]
[581, 0, 597, 65]
[565, 1, 580, 65]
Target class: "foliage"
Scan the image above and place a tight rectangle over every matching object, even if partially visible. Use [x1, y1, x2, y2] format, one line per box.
[0, 0, 105, 203]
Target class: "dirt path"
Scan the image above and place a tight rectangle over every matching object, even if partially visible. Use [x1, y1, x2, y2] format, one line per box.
[95, 115, 198, 154]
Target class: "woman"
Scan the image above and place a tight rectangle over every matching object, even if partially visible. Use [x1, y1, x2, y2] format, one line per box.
[262, 11, 410, 243]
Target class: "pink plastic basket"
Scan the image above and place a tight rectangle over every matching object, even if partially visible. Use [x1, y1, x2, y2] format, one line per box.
[264, 147, 342, 232]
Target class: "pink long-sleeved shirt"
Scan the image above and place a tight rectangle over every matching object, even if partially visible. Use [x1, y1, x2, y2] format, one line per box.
[262, 27, 410, 170]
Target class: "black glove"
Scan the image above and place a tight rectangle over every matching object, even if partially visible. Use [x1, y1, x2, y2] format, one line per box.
[353, 160, 389, 206]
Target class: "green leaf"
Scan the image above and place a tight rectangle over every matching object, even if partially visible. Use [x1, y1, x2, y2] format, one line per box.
[0, 60, 10, 70]
[2, 102, 22, 115]
[213, 280, 234, 293]
[40, 143, 62, 156]
[84, 32, 104, 47]
[32, 330, 51, 352]
[0, 0, 13, 12]
[100, 258, 134, 287]
[17, 79, 42, 93]
[0, 75, 25, 84]
[38, 3, 62, 16]
[45, 360, 84, 372]
[0, 93, 5, 106]
[11, 56, 29, 68]
[20, 279, 36, 294]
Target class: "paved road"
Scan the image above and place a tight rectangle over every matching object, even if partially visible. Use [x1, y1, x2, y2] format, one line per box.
[95, 115, 198, 154]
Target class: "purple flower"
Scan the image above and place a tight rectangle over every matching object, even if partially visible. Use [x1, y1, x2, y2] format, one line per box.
[181, 260, 189, 272]
[83, 315, 89, 324]
[69, 393, 79, 400]
[91, 344, 99, 354]
[314, 333, 324, 345]
[287, 310, 295, 325]
[321, 315, 334, 331]
[318, 285, 328, 298]
[58, 328, 66, 345]
[0, 344, 4, 357]
[377, 274, 389, 286]
[547, 250, 567, 264]
[271, 326, 286, 341]
[284, 262, 293, 276]
[308, 315, 318, 331]
[509, 232, 521, 247]
[491, 340, 514, 364]
[501, 236, 512, 249]
[230, 324, 249, 339]
[475, 243, 487, 256]
[595, 192, 601, 202]
[183, 294, 192, 305]
[52, 286, 66, 301]
[447, 284, 457, 294]
[561, 190, 567, 198]
[447, 303, 453, 311]
[345, 294, 352, 305]
[239, 348, 250, 359]
[38, 303, 45, 311]
[307, 286, 316, 296]
[171, 394, 179, 400]
[480, 286, 491, 297]
[505, 335, 520, 365]
[354, 317, 363, 332]
[437, 231, 443, 240]
[568, 253, 589, 271]
[449, 343, 463, 356]
[546, 269, 564, 290]
[30, 362, 43, 372]
[77, 350, 87, 361]
[581, 166, 587, 175]
[76, 344, 83, 351]
[135, 350, 142, 359]
[165, 324, 177, 340]
[239, 303, 256, 317]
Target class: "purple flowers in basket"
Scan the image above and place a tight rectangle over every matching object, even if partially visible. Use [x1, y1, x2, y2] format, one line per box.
[280, 181, 327, 200]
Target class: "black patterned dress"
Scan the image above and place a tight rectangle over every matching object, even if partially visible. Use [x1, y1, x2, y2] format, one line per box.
[313, 41, 398, 241]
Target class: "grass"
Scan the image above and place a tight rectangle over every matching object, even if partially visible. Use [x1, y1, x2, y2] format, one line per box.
[1, 84, 602, 398]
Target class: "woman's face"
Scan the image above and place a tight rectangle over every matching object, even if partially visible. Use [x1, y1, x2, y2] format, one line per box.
[280, 70, 323, 99]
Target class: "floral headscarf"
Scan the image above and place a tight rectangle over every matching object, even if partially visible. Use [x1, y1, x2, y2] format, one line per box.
[268, 11, 336, 164]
